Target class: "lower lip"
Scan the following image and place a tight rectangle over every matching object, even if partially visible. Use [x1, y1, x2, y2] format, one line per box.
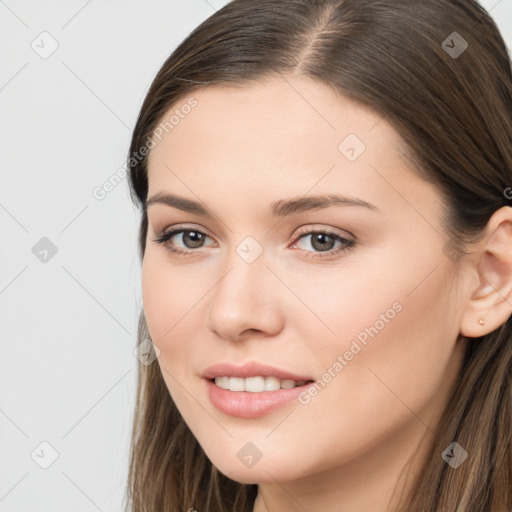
[204, 378, 313, 418]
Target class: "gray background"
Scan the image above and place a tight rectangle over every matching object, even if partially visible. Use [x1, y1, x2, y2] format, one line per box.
[0, 1, 510, 510]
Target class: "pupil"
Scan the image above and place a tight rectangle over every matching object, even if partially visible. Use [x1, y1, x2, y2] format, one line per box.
[313, 233, 334, 251]
[186, 231, 204, 248]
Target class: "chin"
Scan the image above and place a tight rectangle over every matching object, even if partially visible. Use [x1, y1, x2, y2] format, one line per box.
[206, 448, 307, 484]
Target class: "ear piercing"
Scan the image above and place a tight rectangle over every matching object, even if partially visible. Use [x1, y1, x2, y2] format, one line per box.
[478, 317, 485, 326]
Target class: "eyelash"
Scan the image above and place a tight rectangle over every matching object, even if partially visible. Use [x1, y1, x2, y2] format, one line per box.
[152, 225, 356, 259]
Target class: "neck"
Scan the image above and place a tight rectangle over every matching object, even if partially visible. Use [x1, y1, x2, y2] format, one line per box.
[252, 417, 435, 512]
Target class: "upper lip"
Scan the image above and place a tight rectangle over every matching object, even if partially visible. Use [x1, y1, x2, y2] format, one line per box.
[202, 361, 314, 381]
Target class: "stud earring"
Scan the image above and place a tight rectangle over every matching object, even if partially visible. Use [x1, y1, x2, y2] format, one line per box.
[477, 317, 485, 326]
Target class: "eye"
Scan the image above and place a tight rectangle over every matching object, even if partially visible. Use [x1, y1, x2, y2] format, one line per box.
[152, 227, 215, 256]
[151, 225, 356, 259]
[290, 227, 355, 259]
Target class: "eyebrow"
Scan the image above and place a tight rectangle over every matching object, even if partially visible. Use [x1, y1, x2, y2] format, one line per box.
[145, 192, 381, 217]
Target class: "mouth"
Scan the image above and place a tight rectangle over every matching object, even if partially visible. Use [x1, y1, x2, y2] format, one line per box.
[204, 376, 316, 418]
[202, 362, 316, 416]
[208, 376, 316, 392]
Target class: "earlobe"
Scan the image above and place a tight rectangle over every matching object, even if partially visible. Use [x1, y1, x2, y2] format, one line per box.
[459, 206, 512, 338]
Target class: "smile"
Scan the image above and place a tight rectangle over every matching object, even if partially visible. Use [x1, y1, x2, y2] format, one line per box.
[212, 375, 312, 392]
[205, 378, 315, 418]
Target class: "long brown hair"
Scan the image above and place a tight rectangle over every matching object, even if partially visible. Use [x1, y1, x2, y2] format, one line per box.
[123, 1, 512, 510]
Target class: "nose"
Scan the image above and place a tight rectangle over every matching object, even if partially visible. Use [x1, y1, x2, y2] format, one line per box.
[205, 243, 284, 342]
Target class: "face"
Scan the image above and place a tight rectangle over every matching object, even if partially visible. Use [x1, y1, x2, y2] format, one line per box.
[141, 76, 469, 484]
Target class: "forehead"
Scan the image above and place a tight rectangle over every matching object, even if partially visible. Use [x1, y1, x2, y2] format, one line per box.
[148, 76, 393, 170]
[145, 76, 432, 220]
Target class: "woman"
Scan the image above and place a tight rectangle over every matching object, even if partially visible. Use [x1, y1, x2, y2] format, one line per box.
[124, 0, 512, 510]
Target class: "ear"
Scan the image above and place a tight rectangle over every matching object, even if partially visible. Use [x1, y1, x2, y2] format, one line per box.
[459, 206, 512, 338]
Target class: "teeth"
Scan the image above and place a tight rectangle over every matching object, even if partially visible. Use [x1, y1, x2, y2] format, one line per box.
[228, 377, 245, 391]
[280, 379, 296, 389]
[213, 376, 309, 392]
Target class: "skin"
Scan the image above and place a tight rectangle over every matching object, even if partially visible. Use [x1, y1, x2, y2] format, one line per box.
[141, 76, 512, 512]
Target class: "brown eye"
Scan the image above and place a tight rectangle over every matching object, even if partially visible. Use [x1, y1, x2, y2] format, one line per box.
[152, 228, 215, 256]
[309, 232, 337, 252]
[292, 228, 356, 259]
[179, 230, 206, 249]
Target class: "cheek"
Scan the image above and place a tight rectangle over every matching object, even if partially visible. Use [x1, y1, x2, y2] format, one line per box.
[141, 253, 201, 412]
[302, 262, 457, 441]
[141, 250, 200, 341]
[141, 252, 193, 392]
[294, 247, 455, 410]
[141, 255, 170, 340]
